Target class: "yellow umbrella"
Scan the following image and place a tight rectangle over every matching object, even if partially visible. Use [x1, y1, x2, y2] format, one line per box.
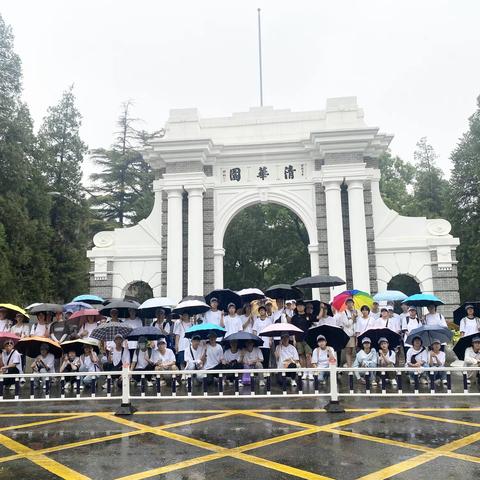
[0, 303, 29, 320]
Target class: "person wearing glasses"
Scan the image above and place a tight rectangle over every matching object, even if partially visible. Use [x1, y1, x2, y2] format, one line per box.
[1, 340, 23, 390]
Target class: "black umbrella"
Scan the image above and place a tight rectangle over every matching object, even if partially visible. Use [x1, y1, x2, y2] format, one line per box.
[453, 333, 480, 361]
[453, 302, 480, 326]
[30, 303, 63, 314]
[127, 326, 165, 341]
[100, 300, 140, 318]
[181, 295, 206, 303]
[265, 284, 303, 300]
[205, 289, 242, 311]
[293, 275, 346, 289]
[61, 339, 100, 356]
[306, 325, 350, 351]
[222, 331, 263, 348]
[357, 328, 402, 350]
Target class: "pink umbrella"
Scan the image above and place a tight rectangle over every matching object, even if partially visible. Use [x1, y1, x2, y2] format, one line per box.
[258, 323, 303, 337]
[0, 332, 20, 347]
[67, 309, 104, 325]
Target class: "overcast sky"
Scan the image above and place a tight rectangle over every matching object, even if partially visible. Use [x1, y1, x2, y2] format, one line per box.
[1, 0, 479, 177]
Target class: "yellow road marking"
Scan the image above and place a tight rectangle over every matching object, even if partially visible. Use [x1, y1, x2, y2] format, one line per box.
[233, 452, 334, 480]
[394, 409, 480, 428]
[357, 430, 480, 480]
[0, 414, 89, 433]
[241, 411, 318, 429]
[0, 433, 90, 480]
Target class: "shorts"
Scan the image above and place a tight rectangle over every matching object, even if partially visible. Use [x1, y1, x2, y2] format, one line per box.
[295, 341, 312, 356]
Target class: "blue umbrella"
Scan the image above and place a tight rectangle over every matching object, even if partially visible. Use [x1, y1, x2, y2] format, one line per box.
[373, 290, 407, 302]
[185, 323, 226, 340]
[72, 294, 105, 305]
[406, 325, 453, 347]
[402, 293, 444, 307]
[63, 301, 91, 313]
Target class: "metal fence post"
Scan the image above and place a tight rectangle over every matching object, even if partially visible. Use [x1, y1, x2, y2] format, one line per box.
[325, 362, 345, 413]
[115, 365, 136, 416]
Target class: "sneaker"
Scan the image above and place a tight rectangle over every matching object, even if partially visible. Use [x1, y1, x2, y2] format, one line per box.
[391, 379, 397, 386]
[434, 379, 441, 385]
[64, 383, 71, 391]
[442, 379, 448, 385]
[146, 381, 153, 387]
[136, 382, 142, 387]
[259, 379, 266, 386]
[371, 380, 377, 386]
[420, 377, 429, 384]
[160, 380, 167, 387]
[359, 378, 366, 385]
[466, 379, 471, 385]
[102, 382, 108, 390]
[290, 380, 297, 387]
[9, 384, 15, 391]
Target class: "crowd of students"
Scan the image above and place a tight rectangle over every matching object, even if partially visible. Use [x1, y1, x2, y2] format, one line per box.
[1, 296, 480, 392]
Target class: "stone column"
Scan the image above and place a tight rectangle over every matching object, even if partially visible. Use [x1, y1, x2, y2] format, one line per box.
[346, 179, 370, 292]
[213, 247, 225, 289]
[308, 243, 320, 300]
[165, 187, 184, 302]
[186, 186, 205, 295]
[324, 181, 347, 296]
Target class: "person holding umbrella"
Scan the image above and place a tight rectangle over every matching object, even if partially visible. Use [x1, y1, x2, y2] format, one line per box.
[30, 312, 50, 338]
[173, 313, 193, 369]
[124, 308, 143, 360]
[154, 338, 178, 386]
[203, 332, 225, 371]
[459, 305, 480, 337]
[10, 312, 30, 338]
[355, 305, 375, 336]
[290, 300, 313, 378]
[31, 343, 56, 387]
[152, 309, 174, 349]
[252, 305, 273, 369]
[429, 339, 447, 385]
[315, 303, 336, 327]
[353, 337, 378, 385]
[50, 311, 70, 344]
[425, 304, 448, 328]
[401, 307, 422, 354]
[1, 339, 23, 390]
[184, 335, 205, 373]
[102, 334, 130, 388]
[79, 313, 100, 339]
[131, 336, 156, 387]
[203, 298, 222, 326]
[311, 335, 336, 384]
[464, 336, 480, 384]
[275, 333, 300, 387]
[0, 308, 11, 332]
[79, 343, 101, 389]
[336, 298, 357, 368]
[224, 339, 242, 369]
[406, 336, 429, 384]
[59, 349, 80, 390]
[377, 338, 397, 386]
[239, 303, 254, 333]
[221, 303, 243, 337]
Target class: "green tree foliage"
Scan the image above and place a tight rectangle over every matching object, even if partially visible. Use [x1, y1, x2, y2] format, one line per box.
[408, 137, 450, 218]
[0, 15, 53, 303]
[37, 87, 90, 301]
[378, 151, 416, 214]
[223, 204, 310, 290]
[449, 96, 480, 301]
[89, 101, 156, 227]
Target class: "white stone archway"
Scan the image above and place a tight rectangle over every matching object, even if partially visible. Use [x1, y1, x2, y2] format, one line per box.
[213, 188, 319, 293]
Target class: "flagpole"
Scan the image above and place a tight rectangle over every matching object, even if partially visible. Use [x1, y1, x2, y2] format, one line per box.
[257, 8, 264, 106]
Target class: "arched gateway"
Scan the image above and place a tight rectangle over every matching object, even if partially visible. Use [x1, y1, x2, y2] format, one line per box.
[87, 97, 460, 318]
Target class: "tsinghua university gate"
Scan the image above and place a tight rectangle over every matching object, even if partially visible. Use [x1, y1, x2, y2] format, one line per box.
[87, 97, 460, 318]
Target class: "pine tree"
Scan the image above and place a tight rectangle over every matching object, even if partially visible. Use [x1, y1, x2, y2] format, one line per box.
[409, 137, 449, 218]
[37, 86, 89, 302]
[90, 101, 155, 227]
[0, 14, 54, 304]
[449, 96, 480, 301]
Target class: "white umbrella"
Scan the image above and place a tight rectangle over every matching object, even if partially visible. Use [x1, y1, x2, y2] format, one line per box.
[138, 297, 176, 317]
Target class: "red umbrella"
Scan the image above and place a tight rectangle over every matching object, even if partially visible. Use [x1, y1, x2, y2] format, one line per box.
[0, 332, 21, 347]
[67, 309, 104, 324]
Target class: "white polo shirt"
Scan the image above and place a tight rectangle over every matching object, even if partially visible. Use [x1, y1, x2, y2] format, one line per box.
[223, 315, 243, 336]
[276, 344, 299, 367]
[242, 347, 263, 365]
[204, 343, 224, 370]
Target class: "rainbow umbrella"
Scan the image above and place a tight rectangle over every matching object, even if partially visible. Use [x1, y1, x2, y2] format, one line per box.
[332, 290, 374, 312]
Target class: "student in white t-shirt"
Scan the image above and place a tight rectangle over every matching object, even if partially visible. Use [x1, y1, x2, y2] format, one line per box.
[239, 303, 255, 333]
[402, 307, 422, 349]
[406, 336, 429, 384]
[203, 298, 222, 326]
[252, 306, 272, 369]
[173, 313, 193, 368]
[355, 306, 375, 336]
[377, 337, 397, 386]
[184, 335, 206, 372]
[31, 343, 55, 387]
[224, 340, 242, 368]
[153, 338, 178, 386]
[311, 335, 336, 383]
[131, 336, 156, 387]
[275, 333, 300, 386]
[1, 340, 23, 390]
[10, 313, 30, 338]
[221, 303, 243, 337]
[30, 312, 50, 338]
[0, 308, 11, 333]
[424, 305, 448, 328]
[429, 339, 447, 384]
[459, 305, 480, 337]
[203, 333, 225, 370]
[78, 344, 100, 389]
[123, 308, 143, 355]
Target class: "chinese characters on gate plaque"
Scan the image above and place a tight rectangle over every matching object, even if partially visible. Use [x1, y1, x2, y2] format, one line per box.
[222, 164, 304, 183]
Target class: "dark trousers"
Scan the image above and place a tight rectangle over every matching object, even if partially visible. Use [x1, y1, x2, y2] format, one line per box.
[133, 366, 152, 382]
[260, 348, 270, 369]
[3, 367, 19, 386]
